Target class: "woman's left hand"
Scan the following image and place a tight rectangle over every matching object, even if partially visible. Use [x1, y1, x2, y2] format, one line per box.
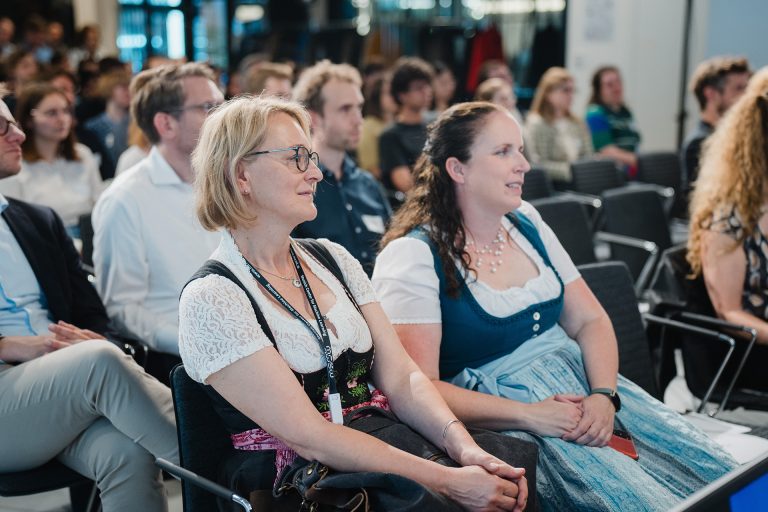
[560, 394, 615, 447]
[458, 445, 527, 483]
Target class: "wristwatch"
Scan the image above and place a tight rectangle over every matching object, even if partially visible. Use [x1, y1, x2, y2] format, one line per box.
[590, 388, 621, 412]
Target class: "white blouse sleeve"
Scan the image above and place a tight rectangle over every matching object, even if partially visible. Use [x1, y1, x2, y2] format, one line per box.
[518, 201, 581, 284]
[317, 239, 377, 305]
[178, 273, 274, 384]
[372, 237, 442, 324]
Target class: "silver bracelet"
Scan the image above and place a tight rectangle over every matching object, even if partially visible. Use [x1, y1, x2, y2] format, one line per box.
[441, 419, 463, 440]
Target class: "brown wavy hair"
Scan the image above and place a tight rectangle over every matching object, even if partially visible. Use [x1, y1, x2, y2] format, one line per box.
[687, 67, 768, 276]
[17, 83, 79, 162]
[530, 67, 576, 122]
[380, 101, 507, 297]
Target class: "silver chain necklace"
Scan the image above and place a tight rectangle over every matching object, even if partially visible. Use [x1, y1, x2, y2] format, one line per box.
[251, 264, 302, 288]
[466, 226, 507, 274]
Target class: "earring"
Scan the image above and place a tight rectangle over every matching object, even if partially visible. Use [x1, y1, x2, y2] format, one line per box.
[241, 188, 249, 195]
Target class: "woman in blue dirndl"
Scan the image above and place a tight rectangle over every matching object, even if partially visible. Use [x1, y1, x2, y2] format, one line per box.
[373, 101, 737, 511]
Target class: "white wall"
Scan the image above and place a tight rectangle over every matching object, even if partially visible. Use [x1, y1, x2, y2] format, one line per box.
[72, 0, 118, 56]
[566, 0, 688, 151]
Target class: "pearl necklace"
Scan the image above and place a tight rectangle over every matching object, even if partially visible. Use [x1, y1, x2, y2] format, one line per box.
[466, 226, 507, 274]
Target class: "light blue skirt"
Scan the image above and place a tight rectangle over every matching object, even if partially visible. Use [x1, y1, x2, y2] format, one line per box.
[450, 326, 737, 512]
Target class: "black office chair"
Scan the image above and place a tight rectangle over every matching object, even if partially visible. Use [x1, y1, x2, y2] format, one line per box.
[0, 460, 99, 512]
[521, 167, 554, 201]
[636, 152, 686, 219]
[647, 246, 767, 414]
[78, 213, 94, 268]
[569, 159, 626, 196]
[600, 185, 671, 291]
[169, 364, 268, 512]
[531, 197, 597, 266]
[579, 261, 742, 406]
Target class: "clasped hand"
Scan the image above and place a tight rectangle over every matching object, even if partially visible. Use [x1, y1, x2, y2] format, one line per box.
[527, 393, 614, 447]
[449, 445, 528, 511]
[0, 321, 105, 363]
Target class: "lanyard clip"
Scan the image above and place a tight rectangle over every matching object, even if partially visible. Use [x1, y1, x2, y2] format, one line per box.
[328, 393, 344, 424]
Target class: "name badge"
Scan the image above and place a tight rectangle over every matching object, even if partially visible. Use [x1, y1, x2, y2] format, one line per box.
[361, 214, 385, 234]
[328, 393, 344, 424]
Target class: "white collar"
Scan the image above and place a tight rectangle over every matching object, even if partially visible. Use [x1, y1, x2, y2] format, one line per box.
[146, 146, 186, 186]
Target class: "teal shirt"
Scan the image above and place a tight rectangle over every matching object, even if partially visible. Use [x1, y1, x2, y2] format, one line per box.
[585, 104, 641, 152]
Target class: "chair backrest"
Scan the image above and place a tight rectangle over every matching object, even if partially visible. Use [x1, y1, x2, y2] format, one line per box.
[170, 364, 239, 512]
[570, 159, 625, 196]
[637, 152, 682, 191]
[530, 197, 597, 266]
[78, 213, 94, 267]
[521, 167, 553, 201]
[578, 261, 661, 399]
[601, 185, 672, 281]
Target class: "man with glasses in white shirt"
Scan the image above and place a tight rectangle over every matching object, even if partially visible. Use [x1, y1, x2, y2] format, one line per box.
[93, 63, 222, 370]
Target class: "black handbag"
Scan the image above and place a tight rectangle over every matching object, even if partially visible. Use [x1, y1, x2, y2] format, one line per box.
[272, 406, 538, 512]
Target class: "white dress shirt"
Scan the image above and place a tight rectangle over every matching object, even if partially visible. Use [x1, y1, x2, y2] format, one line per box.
[92, 147, 219, 354]
[0, 144, 103, 229]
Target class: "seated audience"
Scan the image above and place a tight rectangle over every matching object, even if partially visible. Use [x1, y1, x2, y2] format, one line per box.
[115, 119, 150, 176]
[81, 70, 132, 180]
[68, 25, 101, 71]
[687, 67, 768, 389]
[373, 101, 736, 510]
[93, 63, 221, 357]
[0, 82, 102, 237]
[0, 17, 16, 58]
[525, 67, 593, 183]
[682, 56, 750, 189]
[292, 61, 391, 276]
[242, 61, 293, 99]
[585, 66, 641, 174]
[358, 74, 396, 179]
[475, 78, 518, 119]
[379, 57, 433, 194]
[0, 88, 178, 512]
[424, 61, 457, 123]
[1, 49, 38, 112]
[179, 95, 535, 511]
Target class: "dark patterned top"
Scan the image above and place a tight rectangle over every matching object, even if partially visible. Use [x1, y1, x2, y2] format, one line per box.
[708, 206, 768, 319]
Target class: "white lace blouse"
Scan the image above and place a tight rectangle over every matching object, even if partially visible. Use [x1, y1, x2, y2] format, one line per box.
[372, 201, 580, 323]
[179, 232, 378, 384]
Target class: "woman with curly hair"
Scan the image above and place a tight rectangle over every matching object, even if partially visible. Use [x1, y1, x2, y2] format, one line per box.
[687, 67, 768, 388]
[373, 101, 736, 510]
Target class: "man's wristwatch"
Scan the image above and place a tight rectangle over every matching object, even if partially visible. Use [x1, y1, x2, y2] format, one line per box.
[590, 388, 621, 412]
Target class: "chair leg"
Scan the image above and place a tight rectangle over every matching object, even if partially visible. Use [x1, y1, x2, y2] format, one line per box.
[70, 480, 100, 512]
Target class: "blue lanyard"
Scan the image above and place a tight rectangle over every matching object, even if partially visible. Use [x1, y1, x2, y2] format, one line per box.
[245, 244, 344, 423]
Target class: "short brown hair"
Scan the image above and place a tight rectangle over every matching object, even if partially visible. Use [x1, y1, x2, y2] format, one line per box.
[292, 60, 362, 114]
[130, 62, 215, 144]
[690, 56, 751, 110]
[17, 82, 79, 162]
[242, 62, 293, 95]
[390, 57, 434, 107]
[193, 96, 312, 231]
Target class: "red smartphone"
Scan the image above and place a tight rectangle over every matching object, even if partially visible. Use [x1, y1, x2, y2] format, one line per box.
[608, 421, 639, 460]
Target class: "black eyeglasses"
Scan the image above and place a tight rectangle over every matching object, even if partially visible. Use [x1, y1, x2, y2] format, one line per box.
[166, 102, 222, 115]
[248, 145, 320, 173]
[0, 116, 20, 137]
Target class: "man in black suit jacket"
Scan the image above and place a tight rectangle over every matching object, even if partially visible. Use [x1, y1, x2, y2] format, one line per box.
[0, 91, 178, 512]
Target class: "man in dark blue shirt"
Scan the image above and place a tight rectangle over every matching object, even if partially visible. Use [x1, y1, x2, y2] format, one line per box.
[293, 60, 391, 275]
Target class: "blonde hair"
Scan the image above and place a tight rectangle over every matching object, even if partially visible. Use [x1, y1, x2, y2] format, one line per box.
[292, 60, 362, 114]
[530, 67, 575, 122]
[242, 62, 293, 95]
[192, 95, 312, 231]
[687, 67, 768, 276]
[474, 78, 508, 102]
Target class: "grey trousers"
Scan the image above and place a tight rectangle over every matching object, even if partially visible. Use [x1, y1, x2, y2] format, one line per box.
[0, 340, 179, 512]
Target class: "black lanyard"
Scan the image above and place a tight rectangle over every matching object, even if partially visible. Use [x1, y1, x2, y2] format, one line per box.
[245, 243, 344, 424]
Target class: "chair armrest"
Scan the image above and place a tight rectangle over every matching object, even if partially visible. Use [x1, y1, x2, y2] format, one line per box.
[555, 191, 603, 210]
[644, 313, 737, 416]
[155, 458, 253, 512]
[671, 312, 758, 416]
[594, 232, 659, 295]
